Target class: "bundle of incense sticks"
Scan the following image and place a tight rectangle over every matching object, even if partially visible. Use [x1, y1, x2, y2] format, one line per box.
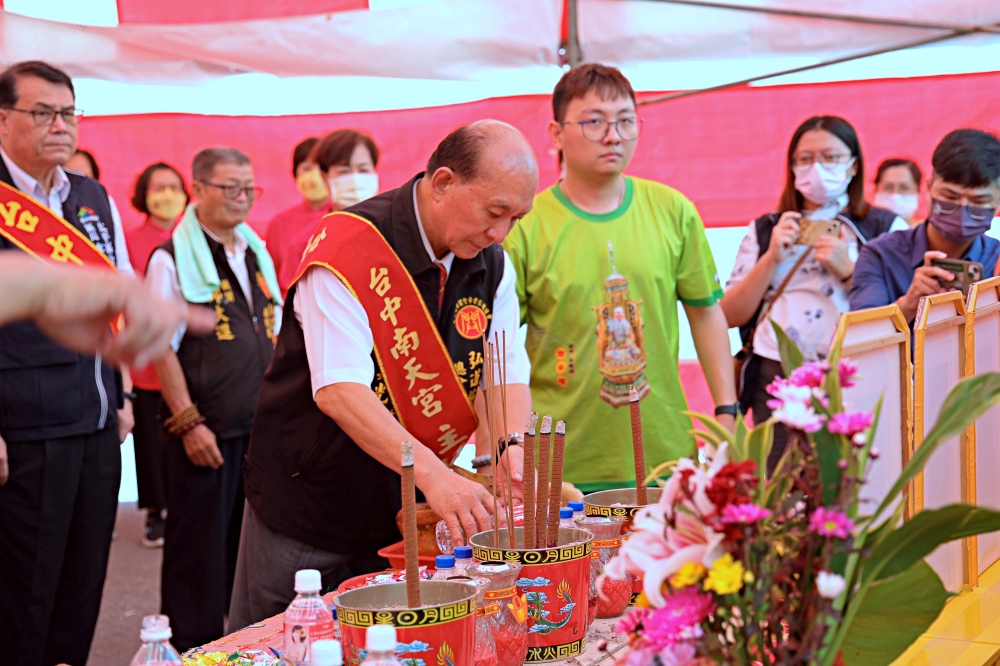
[534, 415, 552, 548]
[400, 441, 420, 608]
[481, 332, 516, 549]
[522, 412, 538, 549]
[629, 385, 648, 506]
[545, 420, 566, 548]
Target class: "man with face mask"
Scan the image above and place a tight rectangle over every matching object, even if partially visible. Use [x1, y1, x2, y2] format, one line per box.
[227, 121, 535, 631]
[266, 137, 334, 298]
[850, 129, 1000, 321]
[146, 148, 283, 650]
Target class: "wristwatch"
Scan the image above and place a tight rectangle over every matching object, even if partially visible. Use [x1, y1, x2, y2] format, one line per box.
[714, 403, 739, 417]
[496, 434, 523, 463]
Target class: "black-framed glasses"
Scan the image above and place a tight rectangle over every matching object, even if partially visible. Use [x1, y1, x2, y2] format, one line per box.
[562, 117, 641, 142]
[7, 107, 83, 126]
[199, 181, 263, 201]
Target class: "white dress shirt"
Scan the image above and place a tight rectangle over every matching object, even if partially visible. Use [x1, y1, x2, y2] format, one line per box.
[293, 181, 530, 398]
[0, 147, 134, 276]
[146, 224, 282, 350]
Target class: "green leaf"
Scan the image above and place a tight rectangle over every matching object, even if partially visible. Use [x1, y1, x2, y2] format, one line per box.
[826, 342, 843, 415]
[864, 504, 1000, 584]
[683, 411, 735, 454]
[735, 410, 749, 458]
[745, 420, 773, 492]
[770, 317, 804, 376]
[872, 373, 1000, 522]
[813, 427, 843, 505]
[838, 560, 949, 666]
[686, 427, 726, 449]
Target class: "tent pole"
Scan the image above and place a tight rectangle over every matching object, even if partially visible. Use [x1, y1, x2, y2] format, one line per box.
[627, 0, 1000, 35]
[636, 30, 975, 108]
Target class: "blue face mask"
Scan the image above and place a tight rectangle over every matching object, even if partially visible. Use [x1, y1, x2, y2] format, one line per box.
[926, 198, 997, 243]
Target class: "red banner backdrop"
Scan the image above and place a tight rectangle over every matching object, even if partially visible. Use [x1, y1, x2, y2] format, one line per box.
[78, 70, 1000, 235]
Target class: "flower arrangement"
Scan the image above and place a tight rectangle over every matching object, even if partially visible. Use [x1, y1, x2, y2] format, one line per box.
[602, 324, 1000, 665]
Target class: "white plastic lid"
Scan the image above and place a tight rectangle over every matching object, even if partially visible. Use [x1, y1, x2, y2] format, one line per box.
[366, 624, 397, 652]
[311, 639, 344, 666]
[140, 614, 172, 642]
[295, 569, 322, 593]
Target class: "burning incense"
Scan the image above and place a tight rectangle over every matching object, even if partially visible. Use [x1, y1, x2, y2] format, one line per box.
[523, 413, 538, 549]
[629, 385, 648, 506]
[546, 420, 566, 547]
[535, 415, 552, 547]
[400, 441, 420, 608]
[499, 330, 515, 547]
[483, 335, 500, 548]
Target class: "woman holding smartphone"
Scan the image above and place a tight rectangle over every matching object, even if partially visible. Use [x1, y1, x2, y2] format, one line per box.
[722, 115, 907, 473]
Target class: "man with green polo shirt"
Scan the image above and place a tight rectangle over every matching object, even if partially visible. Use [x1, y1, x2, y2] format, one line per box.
[504, 63, 737, 492]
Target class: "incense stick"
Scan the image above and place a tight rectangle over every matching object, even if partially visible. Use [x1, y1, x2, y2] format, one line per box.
[499, 330, 515, 548]
[546, 420, 566, 547]
[400, 441, 420, 608]
[522, 412, 538, 549]
[483, 335, 499, 548]
[629, 385, 648, 506]
[535, 415, 552, 548]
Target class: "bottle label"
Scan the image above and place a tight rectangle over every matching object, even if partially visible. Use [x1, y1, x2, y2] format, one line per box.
[284, 619, 336, 664]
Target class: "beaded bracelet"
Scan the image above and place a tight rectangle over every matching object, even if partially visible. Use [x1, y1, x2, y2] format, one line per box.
[170, 415, 206, 438]
[164, 404, 202, 433]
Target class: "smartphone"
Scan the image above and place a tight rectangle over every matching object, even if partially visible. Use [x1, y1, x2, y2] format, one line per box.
[798, 218, 840, 246]
[931, 258, 984, 296]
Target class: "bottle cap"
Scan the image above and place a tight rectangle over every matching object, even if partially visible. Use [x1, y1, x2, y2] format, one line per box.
[366, 624, 397, 652]
[139, 614, 172, 642]
[568, 500, 585, 512]
[294, 569, 322, 593]
[435, 554, 456, 569]
[454, 546, 473, 559]
[311, 639, 344, 666]
[560, 507, 574, 519]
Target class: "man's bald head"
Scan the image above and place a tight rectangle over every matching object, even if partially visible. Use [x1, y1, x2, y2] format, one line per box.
[419, 120, 538, 260]
[426, 120, 537, 184]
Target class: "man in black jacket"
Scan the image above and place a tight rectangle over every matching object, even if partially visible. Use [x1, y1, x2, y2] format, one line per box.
[0, 60, 133, 665]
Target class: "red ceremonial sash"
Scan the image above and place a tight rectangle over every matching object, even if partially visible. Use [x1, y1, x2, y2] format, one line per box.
[0, 180, 116, 272]
[291, 212, 478, 464]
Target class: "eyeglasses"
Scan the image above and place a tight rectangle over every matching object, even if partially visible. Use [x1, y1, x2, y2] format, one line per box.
[6, 107, 83, 127]
[199, 181, 263, 201]
[562, 117, 642, 142]
[791, 152, 852, 169]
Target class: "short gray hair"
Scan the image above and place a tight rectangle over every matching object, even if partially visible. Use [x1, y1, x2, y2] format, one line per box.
[192, 147, 250, 182]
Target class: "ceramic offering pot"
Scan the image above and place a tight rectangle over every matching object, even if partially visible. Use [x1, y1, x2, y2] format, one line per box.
[470, 527, 593, 663]
[584, 488, 662, 604]
[335, 580, 476, 666]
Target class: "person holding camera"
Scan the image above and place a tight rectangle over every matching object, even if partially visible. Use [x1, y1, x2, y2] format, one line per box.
[850, 129, 1000, 322]
[722, 116, 905, 473]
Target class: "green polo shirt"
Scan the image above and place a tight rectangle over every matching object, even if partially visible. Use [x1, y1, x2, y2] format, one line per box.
[503, 176, 723, 491]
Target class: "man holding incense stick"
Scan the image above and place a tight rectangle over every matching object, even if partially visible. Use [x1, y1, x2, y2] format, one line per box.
[504, 63, 737, 494]
[228, 121, 533, 629]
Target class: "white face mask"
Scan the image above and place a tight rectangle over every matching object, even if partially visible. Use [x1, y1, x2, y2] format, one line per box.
[794, 158, 855, 206]
[329, 172, 379, 209]
[874, 192, 919, 220]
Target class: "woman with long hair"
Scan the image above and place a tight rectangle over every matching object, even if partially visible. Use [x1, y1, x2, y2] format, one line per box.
[722, 116, 907, 473]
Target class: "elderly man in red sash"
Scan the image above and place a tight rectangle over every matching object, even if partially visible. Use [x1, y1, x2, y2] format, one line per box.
[228, 120, 536, 628]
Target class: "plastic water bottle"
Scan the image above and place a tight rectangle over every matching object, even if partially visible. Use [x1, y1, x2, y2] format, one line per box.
[312, 640, 344, 666]
[129, 615, 182, 665]
[568, 500, 585, 521]
[559, 507, 575, 529]
[433, 554, 456, 580]
[361, 625, 401, 666]
[454, 545, 474, 575]
[284, 569, 335, 665]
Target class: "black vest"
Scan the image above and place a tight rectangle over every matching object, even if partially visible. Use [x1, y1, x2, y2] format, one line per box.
[244, 175, 505, 555]
[0, 158, 122, 442]
[159, 236, 275, 439]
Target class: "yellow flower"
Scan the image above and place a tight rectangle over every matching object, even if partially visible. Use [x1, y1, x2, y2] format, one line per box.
[633, 591, 651, 608]
[703, 554, 745, 595]
[670, 562, 707, 589]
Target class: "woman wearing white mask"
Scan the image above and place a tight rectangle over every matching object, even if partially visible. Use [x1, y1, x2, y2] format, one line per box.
[873, 158, 923, 227]
[722, 116, 907, 474]
[312, 128, 380, 211]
